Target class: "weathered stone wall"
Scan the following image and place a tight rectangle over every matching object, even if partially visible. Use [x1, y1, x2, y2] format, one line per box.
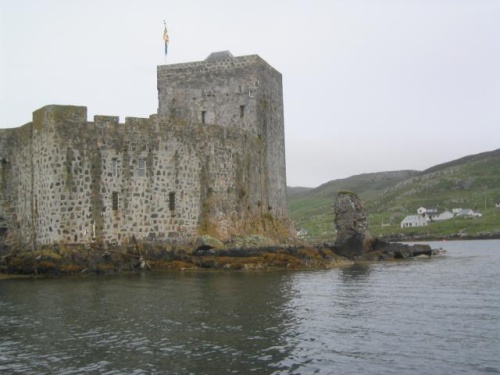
[254, 60, 288, 219]
[0, 52, 293, 249]
[157, 52, 288, 220]
[31, 106, 90, 246]
[157, 53, 263, 135]
[0, 125, 34, 251]
[0, 129, 13, 247]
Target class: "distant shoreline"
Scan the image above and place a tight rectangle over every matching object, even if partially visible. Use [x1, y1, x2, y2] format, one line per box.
[380, 232, 500, 242]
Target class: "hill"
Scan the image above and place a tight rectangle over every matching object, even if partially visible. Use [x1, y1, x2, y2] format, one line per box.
[287, 170, 419, 240]
[288, 148, 500, 241]
[287, 186, 313, 200]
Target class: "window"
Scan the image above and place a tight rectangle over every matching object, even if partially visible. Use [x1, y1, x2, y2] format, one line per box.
[169, 192, 176, 211]
[201, 111, 206, 124]
[112, 192, 119, 211]
[240, 105, 245, 119]
[138, 159, 146, 177]
[112, 158, 120, 177]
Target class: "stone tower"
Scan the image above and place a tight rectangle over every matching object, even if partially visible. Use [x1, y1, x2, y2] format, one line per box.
[156, 51, 289, 239]
[0, 52, 292, 250]
[157, 51, 287, 214]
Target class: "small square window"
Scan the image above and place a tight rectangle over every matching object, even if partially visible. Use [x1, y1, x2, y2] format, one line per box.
[112, 192, 119, 211]
[169, 192, 176, 211]
[138, 159, 146, 177]
[112, 158, 121, 177]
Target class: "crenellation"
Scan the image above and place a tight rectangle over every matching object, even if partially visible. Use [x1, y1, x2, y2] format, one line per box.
[0, 51, 293, 251]
[93, 115, 120, 132]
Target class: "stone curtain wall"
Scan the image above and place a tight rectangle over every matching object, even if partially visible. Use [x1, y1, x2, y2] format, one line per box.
[32, 106, 94, 246]
[0, 126, 34, 251]
[8, 105, 288, 246]
[102, 116, 205, 244]
[0, 53, 293, 249]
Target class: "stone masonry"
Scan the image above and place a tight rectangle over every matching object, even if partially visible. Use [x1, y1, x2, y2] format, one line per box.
[0, 52, 293, 251]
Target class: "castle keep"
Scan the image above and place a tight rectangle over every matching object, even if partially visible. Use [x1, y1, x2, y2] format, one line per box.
[0, 52, 292, 250]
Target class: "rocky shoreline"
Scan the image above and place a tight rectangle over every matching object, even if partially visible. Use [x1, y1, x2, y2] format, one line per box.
[0, 192, 446, 277]
[0, 238, 443, 277]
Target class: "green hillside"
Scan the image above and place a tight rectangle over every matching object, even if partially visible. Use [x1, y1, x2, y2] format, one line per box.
[288, 170, 419, 240]
[288, 149, 500, 242]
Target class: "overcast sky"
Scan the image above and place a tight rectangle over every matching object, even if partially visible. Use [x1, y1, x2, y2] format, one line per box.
[1, 0, 499, 187]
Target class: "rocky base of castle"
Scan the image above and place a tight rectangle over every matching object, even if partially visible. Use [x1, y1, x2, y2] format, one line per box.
[0, 238, 442, 276]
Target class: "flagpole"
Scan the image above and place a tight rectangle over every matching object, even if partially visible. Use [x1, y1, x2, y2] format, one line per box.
[163, 20, 168, 65]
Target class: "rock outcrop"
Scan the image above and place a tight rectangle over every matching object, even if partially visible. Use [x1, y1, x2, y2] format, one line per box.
[333, 191, 376, 257]
[332, 191, 439, 260]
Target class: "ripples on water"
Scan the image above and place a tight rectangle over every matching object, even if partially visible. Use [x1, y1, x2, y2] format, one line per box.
[1, 240, 499, 374]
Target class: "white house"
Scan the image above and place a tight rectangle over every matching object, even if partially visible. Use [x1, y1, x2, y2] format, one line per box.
[456, 209, 482, 218]
[417, 207, 427, 215]
[417, 207, 438, 215]
[423, 211, 440, 221]
[433, 211, 454, 221]
[401, 215, 428, 228]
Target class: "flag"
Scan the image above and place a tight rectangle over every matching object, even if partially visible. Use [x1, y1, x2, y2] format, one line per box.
[163, 24, 169, 56]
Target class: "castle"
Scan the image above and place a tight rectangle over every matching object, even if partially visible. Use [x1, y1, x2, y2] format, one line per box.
[0, 51, 292, 251]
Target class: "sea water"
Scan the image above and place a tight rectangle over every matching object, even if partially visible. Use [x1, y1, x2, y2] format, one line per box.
[1, 240, 499, 374]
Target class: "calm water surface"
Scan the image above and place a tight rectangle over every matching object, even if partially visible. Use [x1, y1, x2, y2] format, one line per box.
[1, 240, 499, 374]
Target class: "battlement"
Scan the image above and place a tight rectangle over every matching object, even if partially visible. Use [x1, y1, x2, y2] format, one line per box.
[32, 105, 87, 130]
[0, 51, 291, 250]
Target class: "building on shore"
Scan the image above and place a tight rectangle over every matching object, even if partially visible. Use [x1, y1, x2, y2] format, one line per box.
[400, 214, 428, 228]
[0, 51, 293, 251]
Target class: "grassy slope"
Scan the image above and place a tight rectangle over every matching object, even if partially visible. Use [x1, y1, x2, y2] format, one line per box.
[288, 170, 419, 240]
[288, 149, 500, 241]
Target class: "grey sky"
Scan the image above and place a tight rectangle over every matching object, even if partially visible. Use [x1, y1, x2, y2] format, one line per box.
[1, 0, 499, 187]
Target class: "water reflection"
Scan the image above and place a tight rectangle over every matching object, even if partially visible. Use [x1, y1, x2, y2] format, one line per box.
[274, 265, 377, 374]
[0, 272, 298, 374]
[339, 263, 371, 282]
[2, 241, 500, 375]
[337, 263, 372, 314]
